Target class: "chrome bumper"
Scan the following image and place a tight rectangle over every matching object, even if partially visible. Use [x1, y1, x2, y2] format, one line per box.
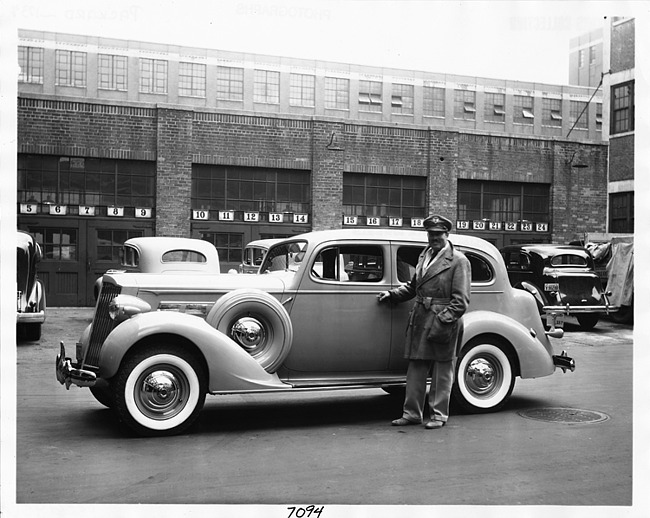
[552, 350, 575, 373]
[16, 310, 46, 324]
[56, 342, 96, 389]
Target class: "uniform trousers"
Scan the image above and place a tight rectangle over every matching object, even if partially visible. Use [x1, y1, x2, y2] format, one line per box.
[401, 358, 456, 423]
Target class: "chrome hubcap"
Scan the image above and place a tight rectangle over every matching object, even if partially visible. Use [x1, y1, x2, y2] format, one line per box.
[465, 357, 500, 396]
[136, 368, 187, 419]
[231, 317, 266, 352]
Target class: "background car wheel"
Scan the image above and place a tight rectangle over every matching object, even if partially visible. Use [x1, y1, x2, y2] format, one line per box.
[90, 379, 114, 408]
[452, 338, 515, 413]
[18, 323, 41, 342]
[609, 304, 633, 325]
[206, 289, 293, 373]
[576, 314, 599, 330]
[113, 343, 207, 437]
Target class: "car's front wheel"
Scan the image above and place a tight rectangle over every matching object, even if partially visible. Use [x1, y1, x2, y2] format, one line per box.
[576, 314, 599, 330]
[452, 338, 515, 413]
[113, 343, 207, 436]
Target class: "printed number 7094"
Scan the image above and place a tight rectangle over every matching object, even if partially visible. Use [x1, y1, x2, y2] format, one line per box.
[287, 505, 324, 518]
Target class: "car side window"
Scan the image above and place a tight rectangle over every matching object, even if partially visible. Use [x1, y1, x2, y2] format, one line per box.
[465, 252, 493, 283]
[312, 245, 383, 282]
[396, 246, 424, 282]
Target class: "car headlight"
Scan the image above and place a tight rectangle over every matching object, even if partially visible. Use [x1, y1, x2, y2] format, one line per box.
[108, 294, 151, 323]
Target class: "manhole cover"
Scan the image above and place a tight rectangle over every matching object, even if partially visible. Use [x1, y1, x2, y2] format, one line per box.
[518, 407, 609, 424]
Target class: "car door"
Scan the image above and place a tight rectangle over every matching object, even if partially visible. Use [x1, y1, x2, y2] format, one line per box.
[284, 241, 393, 377]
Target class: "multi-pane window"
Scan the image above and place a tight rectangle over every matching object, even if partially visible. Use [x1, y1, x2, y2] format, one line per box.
[18, 46, 44, 84]
[457, 180, 550, 223]
[611, 81, 634, 134]
[514, 95, 534, 125]
[216, 66, 244, 101]
[542, 98, 562, 127]
[423, 86, 445, 117]
[96, 229, 144, 262]
[254, 69, 280, 104]
[18, 155, 155, 209]
[589, 45, 597, 64]
[358, 80, 382, 112]
[179, 62, 206, 97]
[98, 54, 127, 90]
[289, 73, 315, 107]
[324, 77, 349, 109]
[579, 49, 585, 68]
[391, 84, 414, 115]
[569, 101, 588, 130]
[55, 50, 87, 87]
[198, 232, 244, 263]
[453, 90, 475, 120]
[343, 173, 426, 219]
[609, 192, 634, 233]
[139, 58, 168, 94]
[484, 93, 505, 123]
[192, 165, 310, 213]
[596, 103, 603, 130]
[30, 227, 78, 261]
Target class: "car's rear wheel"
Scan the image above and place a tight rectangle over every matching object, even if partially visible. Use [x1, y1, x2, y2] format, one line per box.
[576, 314, 599, 330]
[19, 323, 41, 342]
[452, 337, 515, 413]
[207, 289, 293, 373]
[113, 343, 207, 436]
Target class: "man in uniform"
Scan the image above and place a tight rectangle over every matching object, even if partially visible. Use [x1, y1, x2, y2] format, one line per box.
[378, 214, 471, 429]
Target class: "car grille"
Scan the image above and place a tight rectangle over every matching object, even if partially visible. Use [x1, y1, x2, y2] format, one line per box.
[84, 282, 121, 370]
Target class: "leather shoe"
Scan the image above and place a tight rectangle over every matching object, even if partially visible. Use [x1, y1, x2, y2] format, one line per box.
[425, 420, 445, 430]
[391, 417, 419, 426]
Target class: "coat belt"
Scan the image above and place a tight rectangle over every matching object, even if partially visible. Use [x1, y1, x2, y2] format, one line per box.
[415, 296, 451, 310]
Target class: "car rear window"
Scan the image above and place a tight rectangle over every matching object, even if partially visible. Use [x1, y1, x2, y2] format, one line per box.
[162, 250, 207, 263]
[550, 254, 588, 267]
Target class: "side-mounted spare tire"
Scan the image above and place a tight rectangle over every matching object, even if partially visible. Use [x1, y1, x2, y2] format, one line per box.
[206, 289, 293, 373]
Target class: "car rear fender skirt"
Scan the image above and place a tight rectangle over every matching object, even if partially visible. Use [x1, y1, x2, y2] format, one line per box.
[97, 311, 289, 392]
[462, 310, 555, 379]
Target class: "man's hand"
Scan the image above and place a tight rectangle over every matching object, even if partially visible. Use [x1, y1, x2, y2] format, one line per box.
[377, 291, 391, 302]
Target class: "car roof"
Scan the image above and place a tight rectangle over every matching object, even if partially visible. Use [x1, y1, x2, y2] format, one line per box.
[245, 238, 284, 249]
[124, 237, 218, 256]
[276, 228, 503, 261]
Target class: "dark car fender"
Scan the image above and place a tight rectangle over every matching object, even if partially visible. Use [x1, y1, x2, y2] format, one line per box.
[96, 311, 289, 392]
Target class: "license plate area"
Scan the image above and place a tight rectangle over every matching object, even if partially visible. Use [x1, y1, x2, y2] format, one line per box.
[546, 312, 565, 328]
[544, 283, 560, 292]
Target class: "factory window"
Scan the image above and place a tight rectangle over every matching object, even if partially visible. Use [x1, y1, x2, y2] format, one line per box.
[595, 103, 602, 130]
[609, 192, 634, 233]
[579, 49, 585, 68]
[423, 86, 445, 118]
[358, 80, 382, 112]
[611, 81, 634, 134]
[453, 90, 475, 120]
[192, 165, 310, 214]
[589, 45, 597, 65]
[343, 173, 426, 220]
[30, 227, 78, 262]
[391, 84, 414, 115]
[216, 66, 244, 101]
[484, 93, 505, 123]
[514, 95, 534, 125]
[179, 62, 206, 97]
[55, 50, 87, 87]
[542, 98, 562, 127]
[569, 101, 588, 130]
[254, 69, 280, 104]
[199, 232, 244, 264]
[324, 77, 349, 110]
[140, 58, 168, 94]
[98, 54, 127, 91]
[18, 155, 155, 210]
[457, 180, 549, 223]
[290, 73, 315, 107]
[18, 46, 44, 84]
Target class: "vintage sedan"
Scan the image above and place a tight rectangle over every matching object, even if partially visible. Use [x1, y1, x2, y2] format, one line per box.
[239, 238, 283, 274]
[500, 243, 614, 330]
[94, 237, 221, 299]
[17, 231, 46, 341]
[57, 229, 572, 436]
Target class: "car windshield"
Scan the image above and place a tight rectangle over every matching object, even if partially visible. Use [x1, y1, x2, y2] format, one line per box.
[260, 240, 308, 273]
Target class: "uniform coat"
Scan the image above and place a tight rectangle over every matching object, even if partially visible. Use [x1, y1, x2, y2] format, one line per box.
[390, 241, 471, 361]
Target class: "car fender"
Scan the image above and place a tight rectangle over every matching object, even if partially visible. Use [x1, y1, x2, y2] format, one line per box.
[515, 281, 548, 310]
[97, 311, 290, 392]
[462, 310, 555, 378]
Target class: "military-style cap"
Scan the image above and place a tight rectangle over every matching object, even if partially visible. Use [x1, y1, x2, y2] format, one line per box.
[423, 214, 452, 232]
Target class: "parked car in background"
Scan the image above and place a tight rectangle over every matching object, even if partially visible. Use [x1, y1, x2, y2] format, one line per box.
[500, 243, 614, 330]
[94, 237, 221, 300]
[239, 238, 283, 274]
[57, 229, 572, 436]
[17, 231, 46, 341]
